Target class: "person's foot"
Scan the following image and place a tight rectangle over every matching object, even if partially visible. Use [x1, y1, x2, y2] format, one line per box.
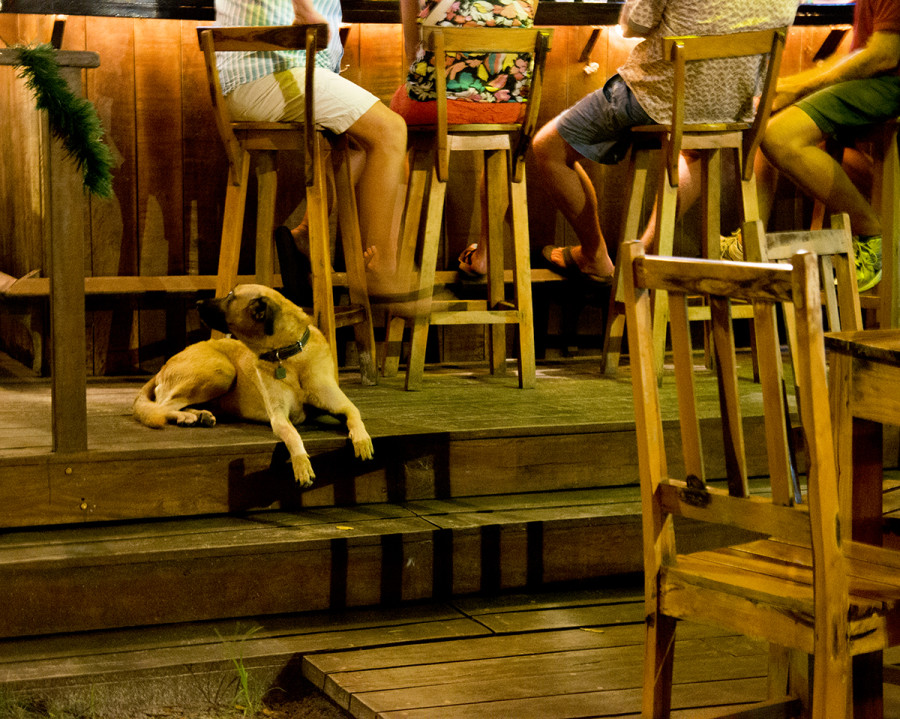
[854, 233, 882, 292]
[720, 229, 744, 261]
[458, 243, 487, 277]
[542, 245, 614, 283]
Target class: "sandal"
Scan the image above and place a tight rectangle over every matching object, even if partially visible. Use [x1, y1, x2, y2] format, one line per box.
[540, 245, 612, 285]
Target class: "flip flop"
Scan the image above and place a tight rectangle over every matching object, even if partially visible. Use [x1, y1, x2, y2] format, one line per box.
[457, 243, 486, 280]
[541, 245, 612, 285]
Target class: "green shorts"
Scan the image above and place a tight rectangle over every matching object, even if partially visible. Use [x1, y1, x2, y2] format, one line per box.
[796, 75, 900, 143]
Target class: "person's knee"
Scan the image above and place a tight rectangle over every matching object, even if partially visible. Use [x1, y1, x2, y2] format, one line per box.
[532, 119, 565, 169]
[760, 109, 817, 167]
[347, 102, 407, 157]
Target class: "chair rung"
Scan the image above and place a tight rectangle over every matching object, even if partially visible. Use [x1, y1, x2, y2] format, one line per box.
[429, 308, 522, 325]
[333, 304, 369, 328]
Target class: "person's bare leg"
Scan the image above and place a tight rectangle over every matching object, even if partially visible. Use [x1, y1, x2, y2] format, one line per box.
[762, 106, 881, 236]
[532, 119, 615, 279]
[637, 152, 703, 250]
[342, 101, 409, 296]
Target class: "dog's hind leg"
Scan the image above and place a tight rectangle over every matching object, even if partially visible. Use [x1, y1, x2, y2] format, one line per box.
[138, 348, 237, 428]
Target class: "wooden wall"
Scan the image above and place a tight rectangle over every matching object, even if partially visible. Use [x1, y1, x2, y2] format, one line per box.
[0, 15, 844, 375]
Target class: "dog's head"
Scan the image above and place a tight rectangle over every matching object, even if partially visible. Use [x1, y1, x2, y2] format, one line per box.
[197, 284, 305, 348]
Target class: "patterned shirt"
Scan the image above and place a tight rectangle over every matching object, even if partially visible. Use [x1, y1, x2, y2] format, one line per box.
[215, 0, 344, 97]
[618, 0, 800, 124]
[405, 0, 538, 103]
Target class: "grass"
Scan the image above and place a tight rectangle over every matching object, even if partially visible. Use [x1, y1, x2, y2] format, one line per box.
[0, 688, 97, 719]
[216, 625, 271, 718]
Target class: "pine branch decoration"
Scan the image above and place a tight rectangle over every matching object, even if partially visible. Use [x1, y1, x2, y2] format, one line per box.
[13, 43, 114, 198]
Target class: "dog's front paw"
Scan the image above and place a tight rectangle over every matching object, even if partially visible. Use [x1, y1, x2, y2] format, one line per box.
[350, 429, 374, 461]
[291, 453, 316, 488]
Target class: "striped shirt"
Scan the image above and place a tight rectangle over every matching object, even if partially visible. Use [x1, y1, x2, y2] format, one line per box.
[214, 0, 344, 97]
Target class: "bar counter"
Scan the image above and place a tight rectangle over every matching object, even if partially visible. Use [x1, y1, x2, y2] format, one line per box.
[0, 0, 855, 25]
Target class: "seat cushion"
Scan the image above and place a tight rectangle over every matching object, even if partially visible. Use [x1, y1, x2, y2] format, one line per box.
[390, 85, 526, 126]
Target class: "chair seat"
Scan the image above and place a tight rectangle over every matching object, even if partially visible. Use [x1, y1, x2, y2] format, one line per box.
[232, 121, 304, 131]
[632, 121, 751, 135]
[665, 537, 900, 655]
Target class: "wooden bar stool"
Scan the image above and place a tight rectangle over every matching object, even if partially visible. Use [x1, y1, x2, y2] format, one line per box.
[811, 119, 900, 329]
[600, 27, 787, 379]
[383, 27, 552, 390]
[198, 25, 376, 385]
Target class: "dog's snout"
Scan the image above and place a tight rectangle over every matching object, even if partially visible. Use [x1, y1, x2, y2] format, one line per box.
[196, 297, 229, 334]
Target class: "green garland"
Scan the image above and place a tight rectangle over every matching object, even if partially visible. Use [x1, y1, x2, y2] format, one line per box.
[13, 43, 113, 198]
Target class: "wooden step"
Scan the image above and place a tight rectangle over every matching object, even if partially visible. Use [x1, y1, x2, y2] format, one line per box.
[0, 489, 652, 640]
[2, 584, 826, 719]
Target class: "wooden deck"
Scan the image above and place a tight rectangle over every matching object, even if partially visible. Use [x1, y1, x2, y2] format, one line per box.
[1, 351, 900, 717]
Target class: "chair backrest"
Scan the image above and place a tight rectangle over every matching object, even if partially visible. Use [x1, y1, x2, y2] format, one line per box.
[420, 26, 552, 182]
[621, 241, 841, 577]
[660, 27, 787, 186]
[743, 213, 863, 334]
[197, 24, 328, 185]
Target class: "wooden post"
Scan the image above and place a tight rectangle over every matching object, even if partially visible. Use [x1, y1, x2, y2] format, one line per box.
[0, 49, 100, 453]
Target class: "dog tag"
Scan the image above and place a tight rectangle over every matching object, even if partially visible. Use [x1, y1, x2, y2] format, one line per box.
[275, 365, 287, 380]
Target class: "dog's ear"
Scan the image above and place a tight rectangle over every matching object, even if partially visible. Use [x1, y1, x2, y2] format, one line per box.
[249, 296, 279, 336]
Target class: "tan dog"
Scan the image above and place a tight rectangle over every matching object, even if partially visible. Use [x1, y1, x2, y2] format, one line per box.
[132, 284, 373, 486]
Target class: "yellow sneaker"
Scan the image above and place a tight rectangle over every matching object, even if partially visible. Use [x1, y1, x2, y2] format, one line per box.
[720, 229, 744, 261]
[854, 234, 882, 292]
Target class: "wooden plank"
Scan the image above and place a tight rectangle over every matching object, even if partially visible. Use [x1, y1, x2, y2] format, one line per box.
[3, 614, 487, 687]
[344, 648, 767, 718]
[133, 17, 184, 371]
[373, 678, 769, 719]
[85, 16, 139, 375]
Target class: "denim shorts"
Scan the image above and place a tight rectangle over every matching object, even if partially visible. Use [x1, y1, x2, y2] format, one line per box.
[797, 75, 900, 143]
[555, 73, 654, 164]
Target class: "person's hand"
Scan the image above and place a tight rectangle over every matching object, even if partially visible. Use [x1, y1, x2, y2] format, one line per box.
[770, 77, 807, 113]
[293, 5, 331, 44]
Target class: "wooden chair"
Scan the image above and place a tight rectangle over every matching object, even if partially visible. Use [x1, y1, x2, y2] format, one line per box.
[602, 27, 787, 379]
[810, 119, 900, 329]
[382, 26, 552, 390]
[744, 212, 862, 355]
[198, 25, 376, 384]
[622, 240, 900, 718]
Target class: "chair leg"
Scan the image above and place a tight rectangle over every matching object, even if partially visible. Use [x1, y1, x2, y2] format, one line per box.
[509, 168, 536, 389]
[254, 151, 277, 287]
[601, 146, 652, 376]
[306, 135, 339, 381]
[381, 136, 431, 377]
[332, 137, 377, 386]
[405, 161, 446, 391]
[873, 121, 900, 328]
[652, 170, 679, 381]
[642, 612, 676, 719]
[216, 152, 251, 299]
[485, 148, 509, 376]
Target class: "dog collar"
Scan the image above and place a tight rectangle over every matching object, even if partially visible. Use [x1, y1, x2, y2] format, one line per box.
[258, 326, 311, 365]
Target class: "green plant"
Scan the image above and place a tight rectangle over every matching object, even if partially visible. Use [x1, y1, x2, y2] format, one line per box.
[216, 625, 269, 718]
[12, 43, 113, 198]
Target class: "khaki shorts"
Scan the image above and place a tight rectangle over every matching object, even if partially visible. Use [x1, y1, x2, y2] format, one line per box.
[225, 66, 379, 135]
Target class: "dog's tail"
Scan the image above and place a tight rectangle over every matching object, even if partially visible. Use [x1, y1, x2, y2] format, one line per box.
[132, 377, 167, 429]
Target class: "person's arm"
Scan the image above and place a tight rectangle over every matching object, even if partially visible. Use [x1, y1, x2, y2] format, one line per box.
[773, 30, 900, 111]
[292, 0, 328, 28]
[399, 0, 421, 67]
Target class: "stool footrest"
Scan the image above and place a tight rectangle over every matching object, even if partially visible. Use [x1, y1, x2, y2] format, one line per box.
[429, 307, 522, 325]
